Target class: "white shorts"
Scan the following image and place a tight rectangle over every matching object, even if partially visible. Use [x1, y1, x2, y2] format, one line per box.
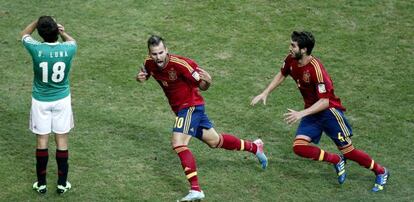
[29, 95, 74, 135]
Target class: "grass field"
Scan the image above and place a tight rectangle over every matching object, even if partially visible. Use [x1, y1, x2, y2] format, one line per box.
[1, 0, 413, 201]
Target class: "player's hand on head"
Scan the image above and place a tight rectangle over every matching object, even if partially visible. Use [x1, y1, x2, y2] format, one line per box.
[57, 24, 65, 33]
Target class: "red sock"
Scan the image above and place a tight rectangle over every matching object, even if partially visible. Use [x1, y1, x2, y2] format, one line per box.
[173, 146, 200, 191]
[293, 139, 340, 164]
[217, 133, 257, 154]
[343, 148, 385, 175]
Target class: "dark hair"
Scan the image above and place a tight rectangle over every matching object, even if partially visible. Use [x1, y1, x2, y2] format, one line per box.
[147, 35, 165, 49]
[37, 16, 59, 43]
[291, 31, 315, 55]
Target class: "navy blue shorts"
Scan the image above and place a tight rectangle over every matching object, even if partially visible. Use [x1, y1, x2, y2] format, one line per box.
[296, 108, 353, 147]
[173, 105, 213, 139]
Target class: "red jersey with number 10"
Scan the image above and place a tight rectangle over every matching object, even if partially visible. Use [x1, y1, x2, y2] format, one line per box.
[144, 54, 204, 114]
[281, 54, 345, 111]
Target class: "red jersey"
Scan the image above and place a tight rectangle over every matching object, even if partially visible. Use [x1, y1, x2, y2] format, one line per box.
[281, 54, 345, 111]
[144, 54, 204, 114]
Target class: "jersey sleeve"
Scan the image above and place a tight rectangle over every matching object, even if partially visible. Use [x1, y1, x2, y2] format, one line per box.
[310, 60, 334, 99]
[280, 54, 292, 76]
[177, 58, 201, 85]
[22, 34, 40, 56]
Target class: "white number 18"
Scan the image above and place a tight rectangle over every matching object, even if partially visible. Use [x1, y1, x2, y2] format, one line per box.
[39, 62, 66, 83]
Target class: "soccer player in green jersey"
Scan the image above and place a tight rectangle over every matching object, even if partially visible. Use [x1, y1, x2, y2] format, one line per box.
[21, 16, 77, 194]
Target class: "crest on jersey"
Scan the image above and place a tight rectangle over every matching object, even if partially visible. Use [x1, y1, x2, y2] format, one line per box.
[318, 83, 326, 93]
[303, 71, 311, 83]
[168, 70, 177, 81]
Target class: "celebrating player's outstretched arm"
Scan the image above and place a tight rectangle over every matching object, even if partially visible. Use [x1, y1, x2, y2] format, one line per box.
[251, 71, 286, 106]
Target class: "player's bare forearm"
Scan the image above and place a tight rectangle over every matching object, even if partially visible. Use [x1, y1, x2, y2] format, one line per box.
[251, 72, 285, 106]
[60, 32, 75, 42]
[21, 20, 38, 38]
[57, 24, 75, 42]
[284, 99, 329, 124]
[301, 98, 329, 116]
[263, 72, 285, 95]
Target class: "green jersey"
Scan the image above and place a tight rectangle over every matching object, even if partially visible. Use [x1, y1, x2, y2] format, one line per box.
[22, 35, 77, 102]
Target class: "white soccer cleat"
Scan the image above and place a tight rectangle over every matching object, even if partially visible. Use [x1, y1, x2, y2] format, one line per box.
[56, 181, 71, 194]
[254, 139, 268, 169]
[32, 182, 47, 194]
[180, 190, 205, 201]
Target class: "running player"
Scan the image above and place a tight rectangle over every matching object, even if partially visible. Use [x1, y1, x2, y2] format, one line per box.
[251, 31, 388, 192]
[136, 35, 268, 201]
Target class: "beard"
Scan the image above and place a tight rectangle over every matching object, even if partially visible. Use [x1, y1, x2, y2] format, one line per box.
[292, 51, 303, 60]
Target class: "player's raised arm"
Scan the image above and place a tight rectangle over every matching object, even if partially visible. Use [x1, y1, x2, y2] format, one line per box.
[21, 20, 38, 38]
[57, 24, 75, 42]
[198, 68, 211, 91]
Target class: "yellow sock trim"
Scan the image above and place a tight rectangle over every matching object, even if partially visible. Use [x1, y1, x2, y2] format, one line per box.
[186, 172, 197, 179]
[240, 140, 244, 151]
[369, 160, 375, 170]
[318, 150, 325, 161]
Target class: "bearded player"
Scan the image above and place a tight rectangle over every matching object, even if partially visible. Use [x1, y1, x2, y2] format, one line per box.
[136, 35, 268, 201]
[251, 31, 388, 192]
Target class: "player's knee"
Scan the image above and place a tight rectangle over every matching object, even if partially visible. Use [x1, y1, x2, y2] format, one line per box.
[172, 145, 189, 154]
[339, 144, 355, 158]
[292, 139, 310, 157]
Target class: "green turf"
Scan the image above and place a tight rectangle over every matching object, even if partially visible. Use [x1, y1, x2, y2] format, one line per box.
[0, 0, 413, 201]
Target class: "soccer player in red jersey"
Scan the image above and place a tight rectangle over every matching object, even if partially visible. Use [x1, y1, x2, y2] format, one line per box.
[136, 35, 268, 201]
[251, 31, 388, 192]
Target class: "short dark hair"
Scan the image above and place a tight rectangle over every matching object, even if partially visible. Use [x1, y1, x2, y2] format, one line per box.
[147, 35, 165, 49]
[37, 16, 59, 43]
[291, 31, 315, 55]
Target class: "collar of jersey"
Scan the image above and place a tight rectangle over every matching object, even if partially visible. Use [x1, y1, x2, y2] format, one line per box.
[44, 42, 59, 45]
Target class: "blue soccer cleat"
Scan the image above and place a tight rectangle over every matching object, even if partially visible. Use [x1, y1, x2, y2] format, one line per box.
[372, 168, 389, 192]
[254, 139, 268, 169]
[334, 155, 347, 184]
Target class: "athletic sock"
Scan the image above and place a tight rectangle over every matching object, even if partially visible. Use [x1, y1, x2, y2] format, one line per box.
[342, 147, 385, 175]
[56, 149, 69, 186]
[173, 146, 200, 191]
[293, 139, 340, 164]
[36, 148, 49, 185]
[216, 133, 257, 154]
